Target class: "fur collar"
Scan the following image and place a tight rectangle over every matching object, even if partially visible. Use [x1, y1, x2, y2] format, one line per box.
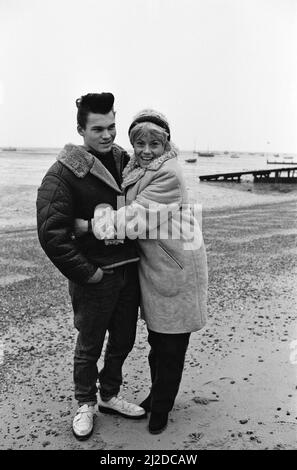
[57, 143, 124, 193]
[57, 144, 94, 177]
[122, 146, 178, 189]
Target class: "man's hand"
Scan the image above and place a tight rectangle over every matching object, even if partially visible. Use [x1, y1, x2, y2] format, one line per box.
[74, 218, 88, 238]
[87, 267, 104, 283]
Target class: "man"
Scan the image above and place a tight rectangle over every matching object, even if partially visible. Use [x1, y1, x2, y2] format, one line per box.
[36, 93, 145, 441]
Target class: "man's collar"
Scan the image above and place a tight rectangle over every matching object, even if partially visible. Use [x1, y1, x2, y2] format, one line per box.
[57, 143, 123, 193]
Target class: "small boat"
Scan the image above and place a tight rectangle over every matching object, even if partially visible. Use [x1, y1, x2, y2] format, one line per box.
[186, 151, 197, 163]
[192, 141, 214, 157]
[230, 154, 239, 158]
[197, 151, 214, 157]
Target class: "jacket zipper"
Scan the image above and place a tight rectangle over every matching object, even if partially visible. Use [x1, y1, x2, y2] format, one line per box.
[158, 242, 183, 270]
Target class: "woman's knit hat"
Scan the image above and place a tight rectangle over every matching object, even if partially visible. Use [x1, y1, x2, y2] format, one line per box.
[128, 109, 171, 141]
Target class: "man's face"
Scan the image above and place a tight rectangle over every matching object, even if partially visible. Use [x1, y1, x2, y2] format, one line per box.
[78, 111, 116, 154]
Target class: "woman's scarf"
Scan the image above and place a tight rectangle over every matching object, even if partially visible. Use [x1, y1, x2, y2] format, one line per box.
[122, 144, 179, 190]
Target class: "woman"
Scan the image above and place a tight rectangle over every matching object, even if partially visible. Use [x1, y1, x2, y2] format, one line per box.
[75, 109, 208, 434]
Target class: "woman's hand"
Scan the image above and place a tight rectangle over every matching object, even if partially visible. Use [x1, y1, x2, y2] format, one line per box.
[93, 205, 115, 240]
[74, 218, 88, 238]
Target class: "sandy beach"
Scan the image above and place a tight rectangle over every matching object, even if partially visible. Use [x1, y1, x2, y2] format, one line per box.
[0, 158, 297, 450]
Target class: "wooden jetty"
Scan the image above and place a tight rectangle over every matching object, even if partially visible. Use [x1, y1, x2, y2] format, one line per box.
[199, 167, 297, 183]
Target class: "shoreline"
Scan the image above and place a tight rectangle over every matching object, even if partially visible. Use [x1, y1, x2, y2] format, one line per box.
[1, 182, 297, 231]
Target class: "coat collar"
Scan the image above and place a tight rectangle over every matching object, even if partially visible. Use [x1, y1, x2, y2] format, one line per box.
[57, 143, 123, 193]
[122, 146, 178, 189]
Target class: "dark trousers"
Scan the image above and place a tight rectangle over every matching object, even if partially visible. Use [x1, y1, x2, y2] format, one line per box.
[147, 330, 190, 413]
[69, 263, 140, 404]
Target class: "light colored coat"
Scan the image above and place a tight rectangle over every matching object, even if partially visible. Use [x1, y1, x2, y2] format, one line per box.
[94, 152, 208, 333]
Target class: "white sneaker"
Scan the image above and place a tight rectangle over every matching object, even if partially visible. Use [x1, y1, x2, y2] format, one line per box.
[72, 404, 96, 440]
[98, 395, 146, 419]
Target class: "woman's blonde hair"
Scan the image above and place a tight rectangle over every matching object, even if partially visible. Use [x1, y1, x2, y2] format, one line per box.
[129, 122, 171, 152]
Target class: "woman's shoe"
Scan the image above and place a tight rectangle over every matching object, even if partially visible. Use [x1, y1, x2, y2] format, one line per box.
[148, 412, 168, 434]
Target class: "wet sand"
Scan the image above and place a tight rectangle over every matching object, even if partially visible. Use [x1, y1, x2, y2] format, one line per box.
[0, 181, 296, 449]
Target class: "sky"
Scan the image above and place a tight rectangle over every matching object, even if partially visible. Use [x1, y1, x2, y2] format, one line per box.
[0, 0, 296, 152]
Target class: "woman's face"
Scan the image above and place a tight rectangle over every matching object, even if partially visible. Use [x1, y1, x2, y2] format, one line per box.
[133, 133, 165, 168]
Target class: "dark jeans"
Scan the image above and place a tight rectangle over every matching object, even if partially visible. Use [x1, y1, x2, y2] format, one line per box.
[147, 330, 190, 413]
[69, 263, 140, 404]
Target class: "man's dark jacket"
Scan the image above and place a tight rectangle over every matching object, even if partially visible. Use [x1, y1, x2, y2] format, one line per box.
[36, 143, 139, 284]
